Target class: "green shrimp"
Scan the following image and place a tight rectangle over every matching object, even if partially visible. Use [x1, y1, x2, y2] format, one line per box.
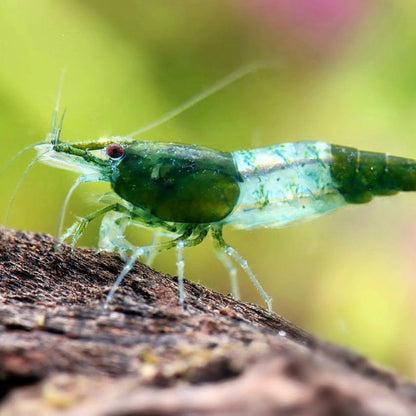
[12, 65, 416, 312]
[35, 134, 416, 312]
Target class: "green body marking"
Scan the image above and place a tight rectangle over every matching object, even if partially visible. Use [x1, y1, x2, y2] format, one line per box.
[112, 141, 242, 223]
[330, 145, 416, 203]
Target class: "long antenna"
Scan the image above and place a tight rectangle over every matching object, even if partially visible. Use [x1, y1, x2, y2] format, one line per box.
[56, 175, 86, 239]
[4, 70, 67, 224]
[48, 69, 66, 145]
[4, 153, 44, 224]
[0, 141, 45, 179]
[126, 61, 277, 138]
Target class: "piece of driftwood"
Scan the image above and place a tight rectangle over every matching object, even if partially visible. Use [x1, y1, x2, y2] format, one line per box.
[1, 226, 416, 415]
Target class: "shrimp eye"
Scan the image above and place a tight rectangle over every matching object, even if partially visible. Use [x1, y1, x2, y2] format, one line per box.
[106, 143, 125, 160]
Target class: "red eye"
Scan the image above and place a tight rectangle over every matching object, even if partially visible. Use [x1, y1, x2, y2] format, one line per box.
[106, 143, 125, 159]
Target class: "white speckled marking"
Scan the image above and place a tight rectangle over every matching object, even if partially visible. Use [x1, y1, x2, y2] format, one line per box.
[222, 141, 346, 229]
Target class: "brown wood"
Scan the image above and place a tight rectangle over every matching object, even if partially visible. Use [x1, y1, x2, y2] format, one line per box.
[1, 226, 416, 415]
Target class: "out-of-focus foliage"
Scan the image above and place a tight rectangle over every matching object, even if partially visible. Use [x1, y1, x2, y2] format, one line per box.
[1, 0, 416, 376]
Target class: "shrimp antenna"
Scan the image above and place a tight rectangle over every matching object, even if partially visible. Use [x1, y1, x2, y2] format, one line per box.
[48, 69, 66, 146]
[126, 60, 278, 137]
[54, 107, 67, 146]
[0, 141, 46, 178]
[55, 173, 104, 239]
[4, 70, 67, 224]
[1, 142, 46, 224]
[56, 176, 85, 239]
[4, 152, 45, 224]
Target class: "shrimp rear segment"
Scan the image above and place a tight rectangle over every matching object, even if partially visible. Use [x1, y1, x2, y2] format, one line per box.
[330, 145, 416, 203]
[223, 142, 416, 229]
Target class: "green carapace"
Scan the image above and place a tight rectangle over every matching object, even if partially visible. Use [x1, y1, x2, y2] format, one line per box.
[112, 142, 242, 223]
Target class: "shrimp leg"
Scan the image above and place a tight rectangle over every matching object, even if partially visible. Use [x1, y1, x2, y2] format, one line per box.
[214, 246, 240, 300]
[104, 227, 208, 308]
[212, 226, 272, 311]
[61, 203, 132, 247]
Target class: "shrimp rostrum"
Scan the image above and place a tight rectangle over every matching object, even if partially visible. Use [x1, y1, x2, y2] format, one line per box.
[35, 133, 416, 311]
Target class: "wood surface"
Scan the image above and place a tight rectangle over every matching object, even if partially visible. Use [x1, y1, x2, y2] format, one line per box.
[1, 226, 416, 415]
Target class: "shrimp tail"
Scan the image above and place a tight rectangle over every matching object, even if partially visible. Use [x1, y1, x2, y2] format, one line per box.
[330, 145, 416, 203]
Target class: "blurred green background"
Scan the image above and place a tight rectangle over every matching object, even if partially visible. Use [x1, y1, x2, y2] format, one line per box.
[2, 0, 416, 377]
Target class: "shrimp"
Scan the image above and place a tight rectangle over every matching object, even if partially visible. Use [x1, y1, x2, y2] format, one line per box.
[35, 135, 416, 312]
[12, 65, 416, 312]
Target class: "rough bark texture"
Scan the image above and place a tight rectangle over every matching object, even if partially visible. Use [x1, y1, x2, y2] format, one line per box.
[1, 226, 416, 415]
